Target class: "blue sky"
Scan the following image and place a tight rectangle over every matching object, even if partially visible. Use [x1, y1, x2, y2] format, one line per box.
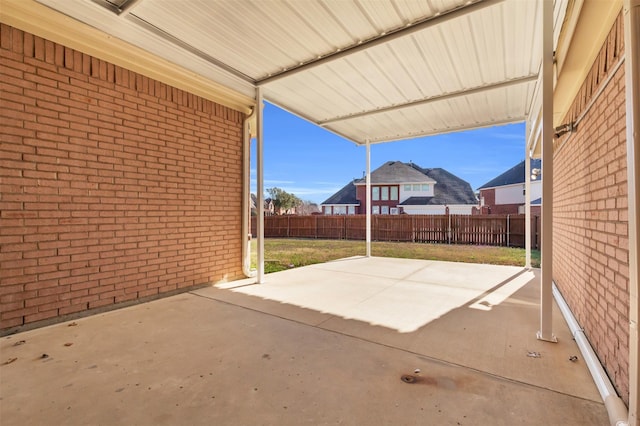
[252, 102, 526, 205]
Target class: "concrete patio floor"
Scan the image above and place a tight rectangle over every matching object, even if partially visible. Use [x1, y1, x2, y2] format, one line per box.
[1, 257, 608, 425]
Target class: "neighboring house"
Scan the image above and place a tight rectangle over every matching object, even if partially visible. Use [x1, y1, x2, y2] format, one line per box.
[321, 161, 477, 215]
[264, 197, 292, 215]
[477, 159, 542, 215]
[297, 202, 321, 215]
[321, 180, 360, 215]
[250, 194, 277, 216]
[252, 194, 317, 215]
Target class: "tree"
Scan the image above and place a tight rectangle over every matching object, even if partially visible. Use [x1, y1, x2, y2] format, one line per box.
[267, 187, 302, 214]
[297, 200, 320, 215]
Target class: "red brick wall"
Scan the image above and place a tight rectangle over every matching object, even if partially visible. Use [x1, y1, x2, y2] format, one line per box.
[355, 184, 400, 214]
[479, 188, 495, 209]
[356, 185, 365, 214]
[478, 188, 538, 215]
[553, 14, 629, 403]
[487, 203, 520, 215]
[0, 25, 245, 332]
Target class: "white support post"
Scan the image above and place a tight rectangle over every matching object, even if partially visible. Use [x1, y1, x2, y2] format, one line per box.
[624, 0, 640, 423]
[241, 108, 254, 278]
[538, 0, 556, 343]
[256, 87, 265, 283]
[366, 140, 371, 257]
[525, 151, 532, 269]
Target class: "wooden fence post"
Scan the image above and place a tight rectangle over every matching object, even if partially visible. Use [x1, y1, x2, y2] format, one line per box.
[343, 215, 346, 240]
[261, 214, 536, 249]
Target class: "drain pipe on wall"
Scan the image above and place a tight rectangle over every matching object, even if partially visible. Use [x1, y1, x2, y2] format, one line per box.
[552, 283, 628, 426]
[241, 106, 257, 278]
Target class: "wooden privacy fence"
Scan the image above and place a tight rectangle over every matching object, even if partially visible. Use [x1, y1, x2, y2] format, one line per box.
[252, 214, 540, 249]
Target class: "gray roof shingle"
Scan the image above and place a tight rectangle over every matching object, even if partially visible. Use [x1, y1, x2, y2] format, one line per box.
[322, 161, 477, 206]
[406, 165, 478, 205]
[478, 159, 542, 189]
[321, 180, 359, 205]
[354, 161, 435, 184]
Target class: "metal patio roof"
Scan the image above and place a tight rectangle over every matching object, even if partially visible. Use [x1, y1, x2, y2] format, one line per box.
[33, 0, 567, 145]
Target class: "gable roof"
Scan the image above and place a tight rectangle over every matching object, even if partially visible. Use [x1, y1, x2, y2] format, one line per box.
[406, 165, 478, 205]
[323, 162, 477, 206]
[251, 194, 273, 208]
[354, 161, 436, 185]
[478, 159, 542, 189]
[321, 180, 359, 205]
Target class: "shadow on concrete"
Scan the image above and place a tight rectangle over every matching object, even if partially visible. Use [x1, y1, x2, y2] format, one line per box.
[0, 258, 607, 425]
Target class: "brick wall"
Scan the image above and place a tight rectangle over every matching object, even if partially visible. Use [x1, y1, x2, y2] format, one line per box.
[355, 184, 402, 214]
[486, 203, 519, 215]
[478, 189, 539, 215]
[553, 13, 629, 403]
[0, 25, 245, 332]
[479, 188, 496, 209]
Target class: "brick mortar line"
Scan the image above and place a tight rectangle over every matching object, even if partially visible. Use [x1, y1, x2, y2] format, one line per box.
[554, 55, 625, 157]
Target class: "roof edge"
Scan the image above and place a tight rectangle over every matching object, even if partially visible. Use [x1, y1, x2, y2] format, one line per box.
[1, 0, 255, 114]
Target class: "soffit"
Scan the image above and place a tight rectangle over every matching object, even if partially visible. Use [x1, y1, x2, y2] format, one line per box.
[31, 0, 564, 145]
[552, 0, 622, 127]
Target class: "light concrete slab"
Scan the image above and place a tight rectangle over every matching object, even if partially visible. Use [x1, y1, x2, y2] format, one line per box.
[309, 256, 432, 280]
[212, 257, 526, 334]
[225, 268, 394, 314]
[205, 258, 603, 403]
[1, 258, 609, 425]
[402, 260, 524, 289]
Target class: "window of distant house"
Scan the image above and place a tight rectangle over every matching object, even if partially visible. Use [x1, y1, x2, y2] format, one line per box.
[413, 184, 420, 191]
[372, 187, 380, 201]
[335, 206, 346, 215]
[390, 186, 398, 200]
[324, 206, 331, 214]
[404, 184, 411, 191]
[390, 207, 399, 215]
[422, 184, 430, 191]
[381, 206, 389, 215]
[348, 206, 355, 215]
[372, 205, 380, 214]
[381, 186, 389, 201]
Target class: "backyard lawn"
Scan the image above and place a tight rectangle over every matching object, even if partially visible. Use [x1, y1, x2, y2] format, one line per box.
[251, 238, 541, 273]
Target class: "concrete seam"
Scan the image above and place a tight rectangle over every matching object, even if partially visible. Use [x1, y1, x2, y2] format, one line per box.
[190, 290, 604, 405]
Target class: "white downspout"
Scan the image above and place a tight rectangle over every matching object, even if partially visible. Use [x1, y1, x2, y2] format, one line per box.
[553, 284, 629, 426]
[365, 140, 371, 257]
[525, 152, 532, 269]
[624, 0, 640, 424]
[241, 107, 257, 278]
[256, 87, 265, 283]
[538, 0, 556, 343]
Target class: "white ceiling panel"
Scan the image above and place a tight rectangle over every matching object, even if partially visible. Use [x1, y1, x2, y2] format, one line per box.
[34, 0, 564, 145]
[324, 80, 535, 143]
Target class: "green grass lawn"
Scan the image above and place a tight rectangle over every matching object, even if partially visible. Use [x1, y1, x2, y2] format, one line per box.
[251, 238, 541, 273]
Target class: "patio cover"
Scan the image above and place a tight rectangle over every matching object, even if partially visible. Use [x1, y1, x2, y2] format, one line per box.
[27, 0, 567, 145]
[4, 1, 640, 424]
[0, 0, 570, 328]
